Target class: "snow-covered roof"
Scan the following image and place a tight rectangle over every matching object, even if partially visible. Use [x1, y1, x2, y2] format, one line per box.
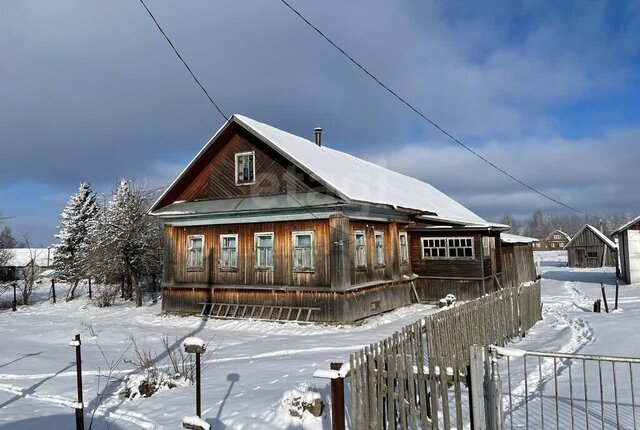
[500, 233, 539, 244]
[564, 225, 617, 250]
[613, 215, 640, 235]
[152, 114, 492, 226]
[547, 229, 571, 242]
[2, 248, 54, 267]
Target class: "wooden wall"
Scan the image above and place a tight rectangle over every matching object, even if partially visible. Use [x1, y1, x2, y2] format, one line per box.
[349, 221, 411, 286]
[162, 280, 414, 323]
[566, 227, 617, 268]
[409, 232, 484, 279]
[501, 243, 536, 289]
[165, 219, 332, 288]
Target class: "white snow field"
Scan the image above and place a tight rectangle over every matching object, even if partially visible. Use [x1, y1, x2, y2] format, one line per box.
[1, 251, 639, 429]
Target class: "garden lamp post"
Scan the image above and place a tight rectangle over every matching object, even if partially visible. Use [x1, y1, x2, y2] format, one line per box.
[182, 337, 209, 430]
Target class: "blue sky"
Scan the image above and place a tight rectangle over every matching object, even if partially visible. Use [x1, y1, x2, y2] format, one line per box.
[1, 0, 639, 245]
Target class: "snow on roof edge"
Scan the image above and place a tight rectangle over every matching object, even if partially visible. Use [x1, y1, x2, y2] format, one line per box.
[613, 215, 640, 235]
[500, 233, 539, 244]
[565, 225, 617, 250]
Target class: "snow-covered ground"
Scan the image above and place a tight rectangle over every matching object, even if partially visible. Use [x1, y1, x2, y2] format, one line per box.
[0, 282, 437, 429]
[1, 251, 638, 429]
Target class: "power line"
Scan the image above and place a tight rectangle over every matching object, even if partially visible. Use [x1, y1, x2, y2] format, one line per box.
[276, 0, 591, 218]
[137, 0, 229, 122]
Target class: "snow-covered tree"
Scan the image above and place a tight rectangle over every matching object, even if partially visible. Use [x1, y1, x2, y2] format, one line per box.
[54, 182, 99, 300]
[88, 179, 162, 307]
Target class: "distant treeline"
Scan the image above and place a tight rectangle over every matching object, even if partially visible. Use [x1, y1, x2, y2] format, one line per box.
[498, 211, 636, 239]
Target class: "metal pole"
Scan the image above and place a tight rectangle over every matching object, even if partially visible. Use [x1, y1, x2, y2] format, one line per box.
[88, 278, 92, 300]
[51, 279, 56, 304]
[12, 283, 17, 312]
[615, 280, 619, 310]
[74, 334, 84, 430]
[601, 283, 609, 313]
[330, 362, 345, 430]
[196, 352, 201, 417]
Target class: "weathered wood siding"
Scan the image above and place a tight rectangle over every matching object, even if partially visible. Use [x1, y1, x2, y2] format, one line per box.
[501, 242, 536, 289]
[409, 232, 484, 279]
[566, 227, 617, 268]
[162, 280, 414, 322]
[166, 219, 332, 288]
[349, 221, 411, 285]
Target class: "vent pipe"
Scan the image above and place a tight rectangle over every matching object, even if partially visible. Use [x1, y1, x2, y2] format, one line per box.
[314, 127, 322, 147]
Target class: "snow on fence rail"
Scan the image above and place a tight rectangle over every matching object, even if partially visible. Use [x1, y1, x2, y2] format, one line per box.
[346, 281, 542, 429]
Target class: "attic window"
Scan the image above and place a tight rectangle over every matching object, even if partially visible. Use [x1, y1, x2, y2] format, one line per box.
[235, 152, 255, 184]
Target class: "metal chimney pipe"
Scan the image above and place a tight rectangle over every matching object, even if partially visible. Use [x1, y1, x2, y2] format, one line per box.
[314, 127, 322, 147]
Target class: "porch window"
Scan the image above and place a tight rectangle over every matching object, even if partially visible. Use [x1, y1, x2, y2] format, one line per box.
[374, 231, 385, 266]
[292, 231, 314, 271]
[220, 234, 238, 269]
[422, 238, 447, 258]
[187, 235, 204, 269]
[235, 151, 255, 184]
[448, 238, 473, 258]
[255, 233, 274, 268]
[399, 232, 409, 265]
[354, 231, 366, 268]
[421, 237, 474, 259]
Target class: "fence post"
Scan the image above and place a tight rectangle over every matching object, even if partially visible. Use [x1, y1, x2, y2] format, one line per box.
[330, 362, 346, 430]
[51, 279, 56, 304]
[601, 283, 609, 313]
[469, 345, 486, 430]
[71, 334, 84, 430]
[486, 348, 503, 430]
[88, 278, 92, 300]
[11, 282, 17, 312]
[615, 280, 619, 310]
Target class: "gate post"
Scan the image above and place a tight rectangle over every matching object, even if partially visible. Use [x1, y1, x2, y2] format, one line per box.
[469, 345, 487, 430]
[486, 348, 504, 430]
[330, 362, 346, 430]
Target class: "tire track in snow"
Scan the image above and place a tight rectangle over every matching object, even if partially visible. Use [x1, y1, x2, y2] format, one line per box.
[509, 281, 595, 412]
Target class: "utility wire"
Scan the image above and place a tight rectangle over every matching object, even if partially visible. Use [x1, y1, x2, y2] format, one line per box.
[137, 0, 229, 122]
[277, 0, 591, 218]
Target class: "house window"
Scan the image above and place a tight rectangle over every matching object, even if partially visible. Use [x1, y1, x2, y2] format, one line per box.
[554, 234, 561, 240]
[587, 251, 598, 258]
[354, 231, 367, 268]
[254, 233, 274, 268]
[448, 238, 473, 258]
[374, 231, 385, 266]
[220, 234, 238, 269]
[292, 231, 314, 271]
[187, 235, 204, 269]
[235, 152, 255, 184]
[421, 237, 474, 259]
[551, 243, 556, 248]
[559, 242, 565, 248]
[399, 232, 409, 265]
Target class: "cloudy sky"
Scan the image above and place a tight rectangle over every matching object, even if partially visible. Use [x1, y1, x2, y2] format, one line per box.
[2, 0, 639, 245]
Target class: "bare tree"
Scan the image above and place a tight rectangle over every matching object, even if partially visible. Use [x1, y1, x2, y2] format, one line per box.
[18, 237, 43, 305]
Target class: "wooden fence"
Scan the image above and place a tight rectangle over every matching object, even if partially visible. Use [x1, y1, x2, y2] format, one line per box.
[347, 281, 542, 429]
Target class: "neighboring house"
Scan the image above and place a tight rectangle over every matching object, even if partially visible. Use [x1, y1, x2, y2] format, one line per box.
[537, 229, 571, 250]
[564, 225, 617, 268]
[150, 114, 534, 322]
[612, 215, 640, 284]
[0, 248, 55, 282]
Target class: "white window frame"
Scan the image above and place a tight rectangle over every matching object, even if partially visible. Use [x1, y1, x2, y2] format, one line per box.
[235, 151, 256, 185]
[374, 231, 385, 266]
[186, 234, 205, 270]
[254, 232, 274, 269]
[354, 230, 367, 268]
[399, 232, 409, 265]
[219, 234, 238, 270]
[421, 236, 475, 260]
[553, 234, 561, 240]
[292, 231, 314, 271]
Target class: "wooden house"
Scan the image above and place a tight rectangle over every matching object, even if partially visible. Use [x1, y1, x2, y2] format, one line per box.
[612, 216, 640, 284]
[538, 229, 571, 250]
[564, 224, 617, 268]
[0, 248, 55, 282]
[150, 114, 524, 322]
